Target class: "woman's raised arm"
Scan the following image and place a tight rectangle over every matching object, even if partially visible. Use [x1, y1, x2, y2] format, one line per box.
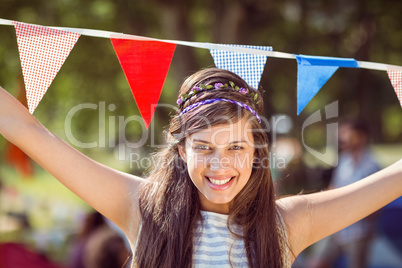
[277, 159, 402, 258]
[0, 86, 144, 235]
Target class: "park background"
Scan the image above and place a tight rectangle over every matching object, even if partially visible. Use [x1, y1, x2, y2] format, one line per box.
[0, 0, 401, 267]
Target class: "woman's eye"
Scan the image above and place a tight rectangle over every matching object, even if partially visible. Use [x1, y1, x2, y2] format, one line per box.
[230, 145, 243, 150]
[195, 145, 210, 150]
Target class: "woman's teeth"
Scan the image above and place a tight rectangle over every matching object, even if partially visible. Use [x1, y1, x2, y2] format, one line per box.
[207, 177, 233, 185]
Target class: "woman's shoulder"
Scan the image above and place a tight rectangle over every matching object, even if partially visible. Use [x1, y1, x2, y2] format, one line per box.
[275, 195, 311, 235]
[122, 205, 142, 254]
[275, 198, 298, 266]
[116, 177, 145, 247]
[275, 195, 304, 215]
[275, 196, 310, 261]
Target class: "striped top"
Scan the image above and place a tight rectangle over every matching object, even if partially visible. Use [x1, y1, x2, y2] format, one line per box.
[133, 210, 291, 268]
[193, 211, 248, 267]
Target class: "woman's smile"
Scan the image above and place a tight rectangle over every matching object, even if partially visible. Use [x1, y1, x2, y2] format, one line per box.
[205, 175, 236, 189]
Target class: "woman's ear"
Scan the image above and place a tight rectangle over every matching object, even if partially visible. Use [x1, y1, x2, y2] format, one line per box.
[178, 145, 187, 163]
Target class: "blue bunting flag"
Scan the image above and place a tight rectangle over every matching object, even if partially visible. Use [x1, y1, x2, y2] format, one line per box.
[296, 55, 359, 115]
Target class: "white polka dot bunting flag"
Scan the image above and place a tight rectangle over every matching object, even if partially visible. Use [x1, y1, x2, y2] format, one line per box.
[387, 69, 402, 108]
[14, 21, 80, 113]
[209, 44, 272, 89]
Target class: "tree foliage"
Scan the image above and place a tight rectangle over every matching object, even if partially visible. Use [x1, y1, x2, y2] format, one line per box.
[0, 0, 401, 174]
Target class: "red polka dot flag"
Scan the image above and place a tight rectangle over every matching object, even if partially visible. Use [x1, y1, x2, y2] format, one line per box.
[387, 69, 402, 108]
[14, 21, 80, 113]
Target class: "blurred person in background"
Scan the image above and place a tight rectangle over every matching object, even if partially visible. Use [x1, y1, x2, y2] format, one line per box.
[378, 196, 402, 259]
[307, 119, 381, 268]
[0, 211, 63, 268]
[69, 211, 129, 268]
[272, 137, 308, 196]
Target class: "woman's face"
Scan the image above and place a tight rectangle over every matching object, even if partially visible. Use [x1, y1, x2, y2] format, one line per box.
[178, 117, 255, 214]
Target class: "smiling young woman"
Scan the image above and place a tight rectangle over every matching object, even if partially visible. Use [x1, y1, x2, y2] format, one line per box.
[0, 68, 401, 268]
[135, 68, 290, 267]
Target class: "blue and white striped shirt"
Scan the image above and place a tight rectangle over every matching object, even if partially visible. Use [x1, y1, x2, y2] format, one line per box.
[193, 211, 248, 267]
[133, 210, 291, 268]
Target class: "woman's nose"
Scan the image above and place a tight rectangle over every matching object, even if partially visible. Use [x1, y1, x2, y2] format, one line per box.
[208, 151, 230, 171]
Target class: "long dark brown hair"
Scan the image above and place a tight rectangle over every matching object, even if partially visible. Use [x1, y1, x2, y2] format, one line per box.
[134, 68, 290, 267]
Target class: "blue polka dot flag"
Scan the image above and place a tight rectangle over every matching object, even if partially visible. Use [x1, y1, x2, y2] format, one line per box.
[209, 44, 272, 89]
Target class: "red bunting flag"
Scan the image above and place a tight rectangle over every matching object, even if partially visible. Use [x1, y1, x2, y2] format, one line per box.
[387, 69, 402, 108]
[111, 38, 176, 128]
[14, 21, 80, 113]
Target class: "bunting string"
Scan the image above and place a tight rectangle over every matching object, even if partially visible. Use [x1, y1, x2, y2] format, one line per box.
[1, 18, 401, 71]
[0, 17, 401, 126]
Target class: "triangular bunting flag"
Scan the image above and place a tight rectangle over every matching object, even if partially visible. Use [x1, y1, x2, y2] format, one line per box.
[296, 55, 359, 115]
[297, 64, 339, 115]
[111, 39, 176, 128]
[209, 44, 272, 89]
[387, 69, 402, 108]
[14, 22, 80, 113]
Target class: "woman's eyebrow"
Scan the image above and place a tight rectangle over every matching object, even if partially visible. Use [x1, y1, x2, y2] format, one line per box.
[229, 140, 247, 144]
[192, 139, 247, 144]
[192, 139, 210, 144]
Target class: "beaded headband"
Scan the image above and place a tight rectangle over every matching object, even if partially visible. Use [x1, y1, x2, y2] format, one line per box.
[176, 82, 260, 107]
[179, 98, 262, 123]
[176, 82, 261, 123]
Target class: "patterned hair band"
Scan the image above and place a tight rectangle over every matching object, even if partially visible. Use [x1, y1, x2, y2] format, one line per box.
[179, 98, 261, 123]
[177, 82, 260, 108]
